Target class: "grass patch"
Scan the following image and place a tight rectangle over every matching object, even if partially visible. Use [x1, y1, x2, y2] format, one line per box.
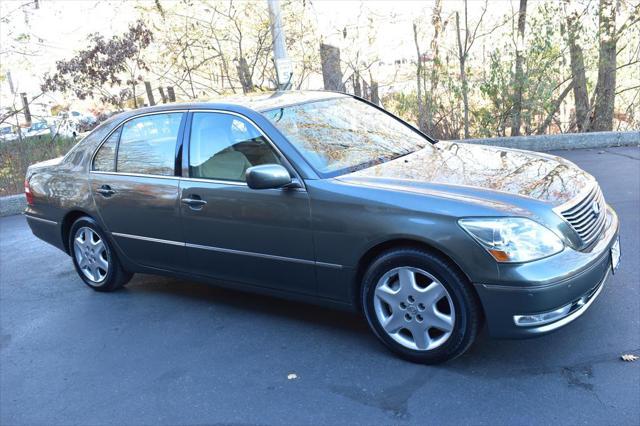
[0, 134, 78, 196]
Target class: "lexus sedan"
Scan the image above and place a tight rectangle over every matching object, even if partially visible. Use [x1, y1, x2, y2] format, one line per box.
[24, 91, 620, 363]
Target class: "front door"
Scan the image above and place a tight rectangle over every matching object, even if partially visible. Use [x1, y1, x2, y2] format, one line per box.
[90, 112, 187, 272]
[180, 111, 316, 295]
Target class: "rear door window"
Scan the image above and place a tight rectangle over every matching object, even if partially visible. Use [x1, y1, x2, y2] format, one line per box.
[117, 113, 183, 176]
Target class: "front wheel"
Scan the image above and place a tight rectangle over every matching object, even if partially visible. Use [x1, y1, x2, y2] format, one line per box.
[69, 216, 132, 292]
[361, 248, 482, 364]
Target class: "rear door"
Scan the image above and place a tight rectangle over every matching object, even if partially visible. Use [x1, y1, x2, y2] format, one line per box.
[179, 111, 317, 295]
[90, 111, 188, 272]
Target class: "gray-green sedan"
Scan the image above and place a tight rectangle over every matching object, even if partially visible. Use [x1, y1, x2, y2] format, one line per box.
[24, 91, 620, 363]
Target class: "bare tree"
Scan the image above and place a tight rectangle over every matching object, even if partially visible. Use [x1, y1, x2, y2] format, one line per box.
[426, 0, 444, 134]
[564, 0, 590, 131]
[41, 20, 153, 109]
[591, 0, 618, 131]
[511, 0, 528, 136]
[455, 0, 489, 138]
[413, 22, 427, 132]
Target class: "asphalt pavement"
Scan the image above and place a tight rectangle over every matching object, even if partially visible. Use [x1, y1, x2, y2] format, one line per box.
[1, 146, 639, 425]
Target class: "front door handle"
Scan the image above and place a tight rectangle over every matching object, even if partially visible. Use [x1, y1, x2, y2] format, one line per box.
[181, 196, 207, 209]
[96, 185, 115, 197]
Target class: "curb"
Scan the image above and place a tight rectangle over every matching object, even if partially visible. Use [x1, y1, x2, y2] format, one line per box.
[0, 194, 26, 218]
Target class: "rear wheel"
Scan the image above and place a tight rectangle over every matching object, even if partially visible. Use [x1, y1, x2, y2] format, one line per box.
[361, 247, 482, 364]
[69, 216, 132, 291]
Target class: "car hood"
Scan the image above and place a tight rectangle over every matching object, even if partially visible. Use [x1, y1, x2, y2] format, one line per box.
[339, 141, 594, 206]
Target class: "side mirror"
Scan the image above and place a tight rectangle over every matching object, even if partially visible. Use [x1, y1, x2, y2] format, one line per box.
[246, 164, 300, 190]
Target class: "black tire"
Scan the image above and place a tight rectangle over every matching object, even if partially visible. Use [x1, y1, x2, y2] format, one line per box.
[361, 247, 482, 364]
[69, 216, 132, 292]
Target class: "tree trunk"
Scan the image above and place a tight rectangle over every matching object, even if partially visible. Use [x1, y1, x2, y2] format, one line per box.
[426, 0, 443, 134]
[131, 84, 138, 108]
[144, 81, 156, 106]
[320, 43, 345, 92]
[370, 80, 380, 105]
[536, 81, 574, 134]
[20, 93, 31, 127]
[362, 78, 370, 100]
[167, 86, 176, 102]
[455, 11, 470, 139]
[592, 0, 617, 131]
[353, 72, 362, 97]
[158, 87, 167, 104]
[236, 57, 254, 94]
[511, 0, 527, 136]
[413, 22, 427, 132]
[565, 3, 590, 131]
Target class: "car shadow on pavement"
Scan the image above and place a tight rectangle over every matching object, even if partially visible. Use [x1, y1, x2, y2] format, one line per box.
[123, 273, 372, 337]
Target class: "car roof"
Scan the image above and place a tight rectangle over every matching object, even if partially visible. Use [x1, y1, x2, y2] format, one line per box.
[121, 90, 349, 116]
[209, 90, 349, 111]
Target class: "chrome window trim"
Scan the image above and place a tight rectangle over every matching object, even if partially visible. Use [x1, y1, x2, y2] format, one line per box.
[180, 177, 247, 186]
[89, 109, 189, 175]
[24, 214, 57, 225]
[90, 108, 307, 190]
[179, 176, 305, 192]
[90, 170, 180, 181]
[111, 231, 342, 269]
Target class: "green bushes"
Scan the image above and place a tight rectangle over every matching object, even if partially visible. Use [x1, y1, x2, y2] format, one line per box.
[0, 135, 78, 196]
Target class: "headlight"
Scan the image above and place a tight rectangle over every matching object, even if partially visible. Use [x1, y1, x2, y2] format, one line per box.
[458, 217, 564, 262]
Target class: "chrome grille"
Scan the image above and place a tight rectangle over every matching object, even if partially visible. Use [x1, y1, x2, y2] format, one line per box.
[560, 185, 606, 247]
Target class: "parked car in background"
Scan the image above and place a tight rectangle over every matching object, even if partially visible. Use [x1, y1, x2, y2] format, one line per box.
[0, 124, 19, 142]
[25, 121, 52, 139]
[23, 91, 621, 364]
[78, 114, 98, 132]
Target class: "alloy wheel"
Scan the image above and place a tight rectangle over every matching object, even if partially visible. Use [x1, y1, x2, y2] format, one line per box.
[73, 226, 109, 284]
[373, 266, 455, 351]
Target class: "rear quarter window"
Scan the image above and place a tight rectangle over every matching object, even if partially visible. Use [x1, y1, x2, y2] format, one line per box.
[92, 128, 121, 172]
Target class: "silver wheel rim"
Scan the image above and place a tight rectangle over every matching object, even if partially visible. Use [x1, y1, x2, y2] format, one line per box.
[73, 226, 109, 284]
[373, 267, 455, 351]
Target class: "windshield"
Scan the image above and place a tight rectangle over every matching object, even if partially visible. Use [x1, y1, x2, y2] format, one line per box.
[264, 97, 429, 177]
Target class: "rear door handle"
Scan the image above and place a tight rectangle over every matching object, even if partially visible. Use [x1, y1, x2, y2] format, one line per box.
[181, 197, 207, 209]
[96, 185, 115, 197]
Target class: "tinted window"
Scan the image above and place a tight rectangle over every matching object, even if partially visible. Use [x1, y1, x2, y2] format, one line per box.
[264, 97, 427, 177]
[92, 128, 121, 172]
[189, 112, 281, 182]
[117, 113, 183, 176]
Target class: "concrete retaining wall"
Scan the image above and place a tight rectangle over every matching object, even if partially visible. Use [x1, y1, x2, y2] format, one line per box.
[457, 130, 638, 152]
[0, 131, 637, 217]
[1, 194, 26, 218]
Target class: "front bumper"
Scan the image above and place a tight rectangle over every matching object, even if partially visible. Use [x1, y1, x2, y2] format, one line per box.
[474, 206, 619, 338]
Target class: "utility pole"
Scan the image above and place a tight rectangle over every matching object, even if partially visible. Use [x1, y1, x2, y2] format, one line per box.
[267, 0, 292, 90]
